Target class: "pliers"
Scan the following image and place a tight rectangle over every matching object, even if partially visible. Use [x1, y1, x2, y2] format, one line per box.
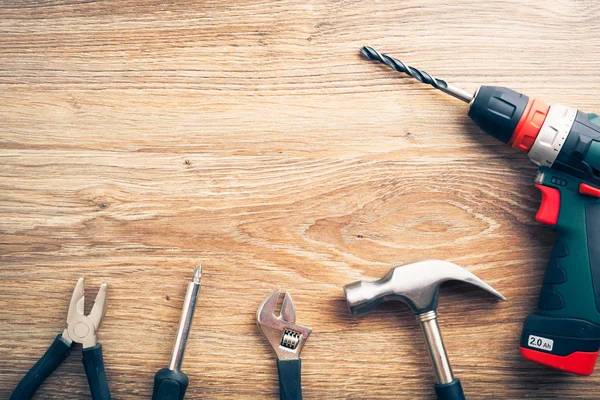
[10, 278, 111, 400]
[257, 290, 311, 400]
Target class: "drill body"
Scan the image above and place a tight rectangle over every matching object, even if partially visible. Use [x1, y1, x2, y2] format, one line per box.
[469, 86, 600, 375]
[360, 46, 600, 375]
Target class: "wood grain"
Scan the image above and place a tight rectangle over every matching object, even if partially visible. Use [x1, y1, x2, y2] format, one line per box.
[2, 0, 600, 398]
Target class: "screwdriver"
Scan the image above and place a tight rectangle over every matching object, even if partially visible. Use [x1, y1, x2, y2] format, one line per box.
[360, 46, 600, 376]
[152, 266, 202, 400]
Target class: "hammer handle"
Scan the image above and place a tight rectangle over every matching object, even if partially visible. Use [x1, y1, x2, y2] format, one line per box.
[434, 378, 466, 400]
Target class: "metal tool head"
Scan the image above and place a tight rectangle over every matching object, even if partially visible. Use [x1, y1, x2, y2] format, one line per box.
[344, 260, 505, 316]
[192, 265, 202, 284]
[257, 290, 312, 360]
[63, 278, 108, 348]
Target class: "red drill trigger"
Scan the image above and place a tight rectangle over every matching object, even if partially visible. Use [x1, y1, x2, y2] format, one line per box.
[535, 184, 560, 226]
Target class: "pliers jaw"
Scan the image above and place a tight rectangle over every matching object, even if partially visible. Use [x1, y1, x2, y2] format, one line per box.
[62, 278, 108, 348]
[257, 290, 312, 361]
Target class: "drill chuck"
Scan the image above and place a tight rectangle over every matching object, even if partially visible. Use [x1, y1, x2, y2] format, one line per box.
[468, 86, 529, 143]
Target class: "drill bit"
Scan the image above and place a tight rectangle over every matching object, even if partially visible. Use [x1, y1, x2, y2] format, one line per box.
[360, 46, 474, 103]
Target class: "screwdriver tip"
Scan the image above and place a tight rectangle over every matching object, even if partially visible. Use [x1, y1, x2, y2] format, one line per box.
[193, 265, 202, 284]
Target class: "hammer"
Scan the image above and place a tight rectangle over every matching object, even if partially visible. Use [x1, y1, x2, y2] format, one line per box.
[344, 260, 505, 400]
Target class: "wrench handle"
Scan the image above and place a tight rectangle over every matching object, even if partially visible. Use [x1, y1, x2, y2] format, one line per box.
[277, 359, 302, 400]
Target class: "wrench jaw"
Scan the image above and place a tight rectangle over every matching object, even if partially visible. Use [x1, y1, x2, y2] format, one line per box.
[257, 291, 312, 361]
[62, 278, 108, 349]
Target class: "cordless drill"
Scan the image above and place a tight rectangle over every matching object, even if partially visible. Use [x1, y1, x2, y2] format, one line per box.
[361, 46, 600, 375]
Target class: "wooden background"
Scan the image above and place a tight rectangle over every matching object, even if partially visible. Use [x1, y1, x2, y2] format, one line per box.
[1, 0, 600, 398]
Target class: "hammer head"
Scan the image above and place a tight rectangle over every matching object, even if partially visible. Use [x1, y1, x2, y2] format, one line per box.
[344, 260, 505, 316]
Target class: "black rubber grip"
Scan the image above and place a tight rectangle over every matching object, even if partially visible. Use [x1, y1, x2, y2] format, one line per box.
[82, 344, 111, 400]
[536, 240, 569, 311]
[587, 204, 600, 311]
[277, 359, 302, 400]
[152, 368, 189, 400]
[10, 335, 71, 400]
[434, 379, 466, 400]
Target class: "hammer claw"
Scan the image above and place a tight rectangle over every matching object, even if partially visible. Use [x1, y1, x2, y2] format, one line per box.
[461, 274, 506, 302]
